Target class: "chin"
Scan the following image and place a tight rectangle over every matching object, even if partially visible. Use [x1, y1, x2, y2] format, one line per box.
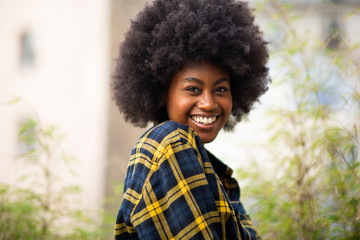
[199, 135, 216, 144]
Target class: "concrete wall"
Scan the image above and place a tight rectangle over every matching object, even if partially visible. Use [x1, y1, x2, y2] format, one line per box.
[0, 0, 110, 208]
[105, 0, 149, 211]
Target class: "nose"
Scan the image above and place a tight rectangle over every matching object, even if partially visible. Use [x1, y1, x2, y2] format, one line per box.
[197, 92, 217, 111]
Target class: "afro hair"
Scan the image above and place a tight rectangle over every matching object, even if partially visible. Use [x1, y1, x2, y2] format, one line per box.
[112, 0, 270, 130]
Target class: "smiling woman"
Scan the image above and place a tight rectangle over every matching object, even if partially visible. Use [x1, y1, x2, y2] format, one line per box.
[111, 0, 270, 239]
[166, 62, 232, 143]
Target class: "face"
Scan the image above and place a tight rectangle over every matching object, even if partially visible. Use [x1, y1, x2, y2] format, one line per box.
[166, 61, 232, 143]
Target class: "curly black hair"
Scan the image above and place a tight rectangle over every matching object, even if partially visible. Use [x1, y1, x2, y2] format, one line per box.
[112, 0, 269, 130]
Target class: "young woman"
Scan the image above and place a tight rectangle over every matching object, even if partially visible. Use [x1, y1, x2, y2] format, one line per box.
[112, 0, 270, 239]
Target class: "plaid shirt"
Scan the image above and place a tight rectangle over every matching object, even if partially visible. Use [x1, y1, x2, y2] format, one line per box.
[115, 121, 260, 239]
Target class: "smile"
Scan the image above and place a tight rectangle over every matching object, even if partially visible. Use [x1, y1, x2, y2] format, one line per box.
[191, 116, 217, 125]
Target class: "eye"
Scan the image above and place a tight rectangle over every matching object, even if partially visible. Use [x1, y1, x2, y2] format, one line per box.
[186, 86, 201, 93]
[215, 86, 229, 93]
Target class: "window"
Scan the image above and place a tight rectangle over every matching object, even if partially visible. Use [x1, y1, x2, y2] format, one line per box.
[20, 31, 35, 67]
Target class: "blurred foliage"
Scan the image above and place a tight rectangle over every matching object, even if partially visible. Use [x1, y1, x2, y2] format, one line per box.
[0, 108, 111, 239]
[238, 1, 360, 239]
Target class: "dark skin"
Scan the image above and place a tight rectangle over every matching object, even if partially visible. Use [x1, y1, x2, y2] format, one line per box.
[166, 61, 232, 143]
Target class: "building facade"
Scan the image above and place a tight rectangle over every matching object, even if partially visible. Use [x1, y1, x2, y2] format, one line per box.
[0, 0, 111, 210]
[0, 0, 358, 228]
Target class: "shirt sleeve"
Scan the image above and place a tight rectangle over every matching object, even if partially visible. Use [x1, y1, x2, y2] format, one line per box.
[115, 124, 242, 239]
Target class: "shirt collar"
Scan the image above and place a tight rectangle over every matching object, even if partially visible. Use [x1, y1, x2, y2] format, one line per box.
[206, 150, 234, 178]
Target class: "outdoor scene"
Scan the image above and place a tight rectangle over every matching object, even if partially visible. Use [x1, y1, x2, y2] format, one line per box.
[0, 0, 359, 239]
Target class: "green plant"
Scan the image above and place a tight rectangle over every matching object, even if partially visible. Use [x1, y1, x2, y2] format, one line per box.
[0, 100, 109, 239]
[238, 1, 360, 239]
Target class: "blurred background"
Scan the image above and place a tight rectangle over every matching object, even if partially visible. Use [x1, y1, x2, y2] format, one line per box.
[0, 0, 359, 239]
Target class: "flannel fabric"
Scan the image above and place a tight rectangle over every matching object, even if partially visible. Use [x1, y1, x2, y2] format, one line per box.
[115, 121, 260, 240]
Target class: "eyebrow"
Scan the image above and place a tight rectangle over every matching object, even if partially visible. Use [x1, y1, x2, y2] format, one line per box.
[182, 77, 230, 85]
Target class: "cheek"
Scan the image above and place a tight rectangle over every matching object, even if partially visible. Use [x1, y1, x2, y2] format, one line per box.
[173, 100, 189, 116]
[167, 97, 193, 122]
[167, 96, 184, 118]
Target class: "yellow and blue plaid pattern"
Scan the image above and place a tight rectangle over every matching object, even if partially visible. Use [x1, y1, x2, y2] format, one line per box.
[115, 121, 260, 239]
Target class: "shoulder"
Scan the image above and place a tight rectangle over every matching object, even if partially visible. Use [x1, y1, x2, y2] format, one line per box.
[132, 121, 202, 162]
[140, 121, 198, 147]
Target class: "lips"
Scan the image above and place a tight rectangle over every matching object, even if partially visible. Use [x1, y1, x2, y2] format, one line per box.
[191, 115, 217, 125]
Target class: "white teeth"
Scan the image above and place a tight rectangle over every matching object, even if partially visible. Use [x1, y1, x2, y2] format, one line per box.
[192, 116, 216, 125]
